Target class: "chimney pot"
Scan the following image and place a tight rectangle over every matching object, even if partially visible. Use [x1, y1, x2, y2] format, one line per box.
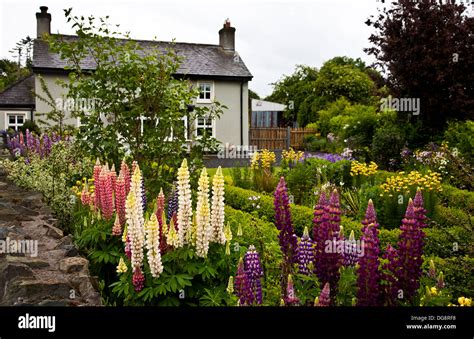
[219, 19, 235, 51]
[36, 6, 51, 38]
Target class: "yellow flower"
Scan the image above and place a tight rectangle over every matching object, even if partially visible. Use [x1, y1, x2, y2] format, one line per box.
[116, 257, 128, 274]
[430, 287, 438, 296]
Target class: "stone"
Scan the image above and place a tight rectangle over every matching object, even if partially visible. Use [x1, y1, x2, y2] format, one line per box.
[7, 256, 50, 269]
[43, 224, 63, 239]
[59, 257, 89, 274]
[64, 245, 79, 257]
[68, 274, 100, 300]
[0, 262, 34, 280]
[55, 235, 74, 249]
[6, 279, 72, 302]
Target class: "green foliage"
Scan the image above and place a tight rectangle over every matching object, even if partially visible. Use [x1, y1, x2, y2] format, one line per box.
[312, 60, 376, 114]
[430, 256, 474, 300]
[280, 158, 351, 206]
[1, 142, 93, 228]
[433, 205, 473, 229]
[371, 122, 406, 170]
[0, 58, 31, 91]
[47, 10, 223, 196]
[265, 65, 318, 125]
[443, 120, 474, 164]
[439, 184, 474, 214]
[229, 166, 252, 190]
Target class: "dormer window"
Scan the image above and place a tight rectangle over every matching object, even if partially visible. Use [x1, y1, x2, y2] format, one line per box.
[197, 82, 213, 103]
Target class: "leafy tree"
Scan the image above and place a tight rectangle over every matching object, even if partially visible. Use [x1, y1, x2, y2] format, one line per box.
[0, 59, 30, 92]
[365, 0, 474, 131]
[249, 89, 260, 100]
[48, 9, 224, 192]
[265, 65, 318, 126]
[311, 59, 376, 119]
[266, 58, 378, 127]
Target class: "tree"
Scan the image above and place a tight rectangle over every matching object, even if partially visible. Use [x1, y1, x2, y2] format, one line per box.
[48, 9, 224, 192]
[365, 0, 474, 131]
[265, 59, 379, 127]
[0, 59, 30, 92]
[265, 65, 318, 126]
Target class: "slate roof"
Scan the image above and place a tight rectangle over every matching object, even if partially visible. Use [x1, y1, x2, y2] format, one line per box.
[0, 74, 35, 108]
[33, 35, 253, 79]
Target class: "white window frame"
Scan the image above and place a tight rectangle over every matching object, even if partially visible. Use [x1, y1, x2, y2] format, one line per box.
[196, 81, 214, 103]
[195, 116, 215, 138]
[4, 112, 28, 130]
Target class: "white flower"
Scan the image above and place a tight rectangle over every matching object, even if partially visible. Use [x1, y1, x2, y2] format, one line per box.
[145, 214, 163, 278]
[210, 166, 226, 245]
[176, 159, 193, 247]
[196, 168, 212, 257]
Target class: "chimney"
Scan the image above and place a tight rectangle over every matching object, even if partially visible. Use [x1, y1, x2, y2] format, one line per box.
[36, 6, 51, 38]
[219, 19, 235, 51]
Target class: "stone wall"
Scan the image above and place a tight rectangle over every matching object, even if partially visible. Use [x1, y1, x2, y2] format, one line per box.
[0, 170, 101, 306]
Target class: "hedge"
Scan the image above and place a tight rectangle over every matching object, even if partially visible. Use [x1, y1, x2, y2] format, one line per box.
[439, 184, 474, 214]
[225, 185, 470, 258]
[428, 255, 474, 299]
[433, 205, 473, 229]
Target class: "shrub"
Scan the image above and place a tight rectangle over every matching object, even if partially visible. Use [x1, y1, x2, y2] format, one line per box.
[443, 120, 474, 165]
[433, 206, 473, 229]
[439, 184, 474, 214]
[430, 256, 474, 299]
[424, 227, 472, 258]
[1, 141, 93, 228]
[229, 166, 252, 190]
[371, 123, 406, 170]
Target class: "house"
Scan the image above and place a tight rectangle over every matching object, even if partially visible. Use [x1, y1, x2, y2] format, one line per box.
[0, 6, 253, 147]
[250, 99, 285, 128]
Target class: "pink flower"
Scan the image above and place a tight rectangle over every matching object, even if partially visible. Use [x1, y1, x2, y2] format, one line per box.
[99, 167, 114, 220]
[115, 174, 127, 226]
[93, 159, 102, 210]
[120, 160, 131, 195]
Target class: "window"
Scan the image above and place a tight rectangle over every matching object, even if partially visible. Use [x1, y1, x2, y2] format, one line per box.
[195, 117, 214, 137]
[197, 82, 213, 103]
[6, 113, 27, 131]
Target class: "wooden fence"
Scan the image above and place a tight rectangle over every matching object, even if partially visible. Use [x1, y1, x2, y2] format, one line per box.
[249, 127, 317, 150]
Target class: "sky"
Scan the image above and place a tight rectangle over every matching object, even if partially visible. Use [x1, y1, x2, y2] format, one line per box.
[0, 0, 382, 97]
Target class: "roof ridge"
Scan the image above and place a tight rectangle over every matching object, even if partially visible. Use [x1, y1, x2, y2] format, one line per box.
[49, 34, 221, 48]
[0, 74, 34, 95]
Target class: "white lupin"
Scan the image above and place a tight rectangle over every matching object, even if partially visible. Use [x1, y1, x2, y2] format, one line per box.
[176, 159, 193, 247]
[145, 214, 163, 278]
[195, 168, 211, 257]
[126, 165, 145, 270]
[210, 166, 226, 244]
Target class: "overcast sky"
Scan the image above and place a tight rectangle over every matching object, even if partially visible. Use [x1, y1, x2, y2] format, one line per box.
[0, 0, 381, 97]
